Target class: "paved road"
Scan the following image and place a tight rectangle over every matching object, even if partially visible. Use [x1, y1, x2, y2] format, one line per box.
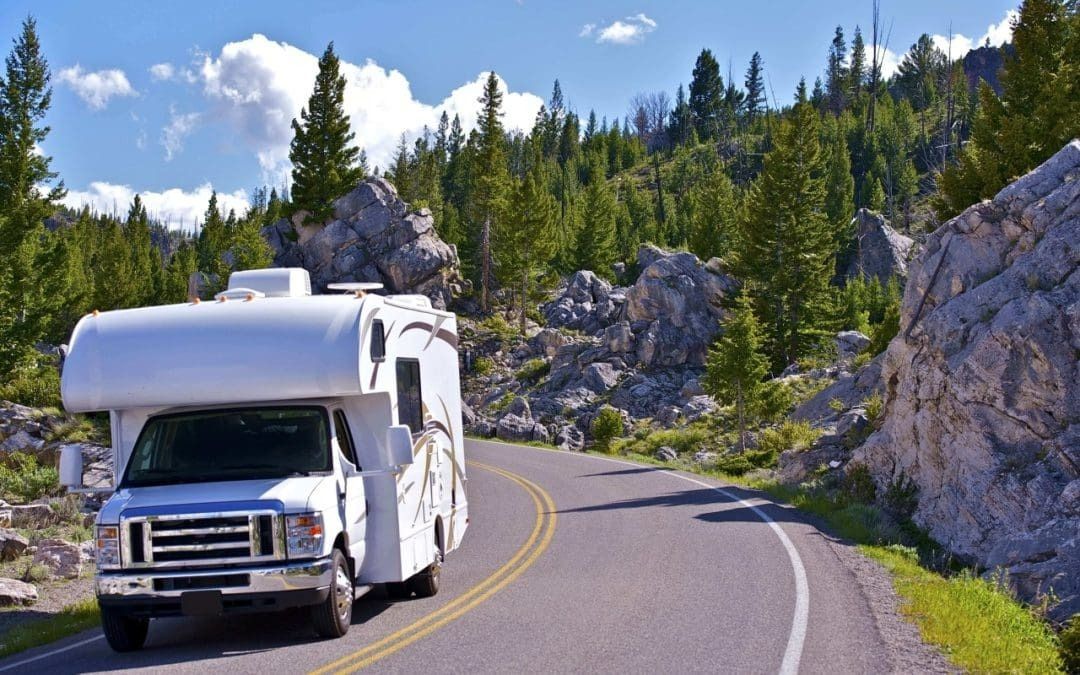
[1, 440, 897, 674]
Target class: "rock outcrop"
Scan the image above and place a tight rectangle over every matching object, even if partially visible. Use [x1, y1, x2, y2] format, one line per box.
[845, 209, 915, 286]
[853, 140, 1080, 620]
[465, 245, 736, 447]
[262, 178, 465, 309]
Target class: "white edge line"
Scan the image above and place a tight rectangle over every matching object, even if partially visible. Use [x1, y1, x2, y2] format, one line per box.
[476, 439, 809, 675]
[0, 633, 103, 672]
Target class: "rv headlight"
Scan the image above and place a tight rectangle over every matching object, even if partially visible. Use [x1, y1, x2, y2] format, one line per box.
[285, 512, 324, 558]
[96, 525, 121, 569]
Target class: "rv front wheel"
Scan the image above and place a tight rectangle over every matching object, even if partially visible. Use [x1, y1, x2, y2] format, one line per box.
[312, 549, 353, 638]
[101, 606, 149, 652]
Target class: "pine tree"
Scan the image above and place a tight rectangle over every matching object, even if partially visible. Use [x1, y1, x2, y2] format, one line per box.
[703, 290, 772, 453]
[689, 48, 724, 140]
[668, 84, 693, 147]
[288, 42, 363, 224]
[498, 161, 558, 332]
[229, 215, 273, 278]
[825, 26, 848, 115]
[467, 72, 511, 312]
[849, 27, 867, 101]
[936, 0, 1078, 218]
[574, 157, 617, 277]
[163, 241, 198, 303]
[744, 52, 766, 124]
[689, 168, 738, 261]
[738, 81, 835, 370]
[895, 34, 946, 112]
[197, 192, 231, 292]
[125, 195, 155, 305]
[824, 118, 855, 276]
[0, 17, 65, 374]
[92, 219, 137, 310]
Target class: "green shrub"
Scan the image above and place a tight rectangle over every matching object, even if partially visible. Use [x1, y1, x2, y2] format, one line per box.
[1061, 613, 1080, 674]
[614, 425, 711, 457]
[44, 416, 100, 444]
[0, 365, 61, 408]
[590, 407, 624, 452]
[883, 472, 919, 519]
[863, 392, 884, 427]
[0, 452, 60, 503]
[490, 392, 516, 413]
[756, 420, 820, 458]
[851, 351, 872, 370]
[829, 397, 845, 412]
[49, 494, 86, 525]
[21, 562, 50, 584]
[472, 356, 494, 376]
[714, 453, 756, 475]
[841, 462, 877, 505]
[478, 313, 518, 344]
[514, 358, 549, 383]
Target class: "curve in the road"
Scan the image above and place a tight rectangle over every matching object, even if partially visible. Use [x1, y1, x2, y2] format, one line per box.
[475, 441, 810, 675]
[311, 460, 557, 674]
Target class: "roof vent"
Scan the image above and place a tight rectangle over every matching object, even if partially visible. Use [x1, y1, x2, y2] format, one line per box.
[227, 268, 311, 298]
[327, 282, 384, 293]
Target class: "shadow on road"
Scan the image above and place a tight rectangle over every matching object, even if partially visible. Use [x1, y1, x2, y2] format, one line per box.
[80, 590, 396, 672]
[578, 467, 661, 478]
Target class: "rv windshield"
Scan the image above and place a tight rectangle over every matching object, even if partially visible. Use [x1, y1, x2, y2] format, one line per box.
[122, 407, 332, 488]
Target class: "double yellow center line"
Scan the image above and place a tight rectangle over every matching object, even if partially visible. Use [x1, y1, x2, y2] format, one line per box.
[311, 461, 557, 674]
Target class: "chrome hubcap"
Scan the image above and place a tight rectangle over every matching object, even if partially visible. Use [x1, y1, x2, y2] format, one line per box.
[335, 566, 352, 620]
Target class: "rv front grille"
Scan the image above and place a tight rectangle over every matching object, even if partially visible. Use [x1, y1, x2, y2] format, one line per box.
[121, 510, 283, 569]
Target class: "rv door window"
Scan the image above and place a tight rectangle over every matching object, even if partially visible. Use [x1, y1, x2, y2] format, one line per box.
[333, 409, 360, 469]
[396, 359, 423, 434]
[370, 320, 385, 362]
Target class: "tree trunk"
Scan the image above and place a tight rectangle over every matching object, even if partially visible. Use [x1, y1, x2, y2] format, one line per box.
[520, 268, 528, 335]
[480, 216, 491, 313]
[737, 385, 746, 454]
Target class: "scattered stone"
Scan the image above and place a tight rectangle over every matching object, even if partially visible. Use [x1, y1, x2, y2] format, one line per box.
[0, 578, 37, 606]
[655, 446, 678, 462]
[0, 529, 28, 561]
[10, 503, 59, 529]
[836, 408, 869, 440]
[582, 362, 620, 393]
[693, 450, 717, 465]
[834, 330, 871, 356]
[32, 538, 83, 579]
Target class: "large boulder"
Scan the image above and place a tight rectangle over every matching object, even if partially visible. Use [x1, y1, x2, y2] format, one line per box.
[844, 209, 915, 286]
[261, 177, 464, 309]
[853, 141, 1080, 620]
[32, 538, 83, 579]
[542, 271, 620, 333]
[625, 246, 738, 367]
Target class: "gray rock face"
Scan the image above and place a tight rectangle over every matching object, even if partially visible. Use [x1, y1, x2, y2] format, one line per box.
[844, 209, 915, 285]
[853, 141, 1080, 620]
[261, 177, 464, 309]
[834, 330, 870, 356]
[655, 446, 678, 462]
[0, 578, 37, 606]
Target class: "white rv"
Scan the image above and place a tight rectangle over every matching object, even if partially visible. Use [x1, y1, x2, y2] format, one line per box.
[58, 268, 468, 651]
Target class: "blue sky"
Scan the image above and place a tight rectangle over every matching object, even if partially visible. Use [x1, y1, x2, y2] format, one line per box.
[0, 0, 1019, 227]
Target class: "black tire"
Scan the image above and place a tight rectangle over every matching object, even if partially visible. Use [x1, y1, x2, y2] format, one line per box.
[312, 549, 353, 639]
[101, 606, 149, 652]
[407, 546, 442, 599]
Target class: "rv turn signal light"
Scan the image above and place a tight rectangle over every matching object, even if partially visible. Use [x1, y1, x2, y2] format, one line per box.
[285, 512, 325, 558]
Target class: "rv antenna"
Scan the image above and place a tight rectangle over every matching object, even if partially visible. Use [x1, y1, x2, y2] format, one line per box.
[327, 282, 384, 294]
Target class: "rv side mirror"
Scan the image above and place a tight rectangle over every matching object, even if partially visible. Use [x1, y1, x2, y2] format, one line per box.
[387, 425, 415, 467]
[59, 444, 84, 490]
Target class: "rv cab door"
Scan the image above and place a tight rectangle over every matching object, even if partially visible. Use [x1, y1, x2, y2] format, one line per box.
[333, 411, 367, 568]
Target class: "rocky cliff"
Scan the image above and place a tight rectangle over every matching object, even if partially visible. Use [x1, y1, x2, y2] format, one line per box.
[262, 178, 465, 309]
[854, 140, 1080, 620]
[845, 209, 915, 286]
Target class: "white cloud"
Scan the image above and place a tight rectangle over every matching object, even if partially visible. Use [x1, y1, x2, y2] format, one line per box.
[56, 65, 137, 110]
[875, 46, 901, 79]
[578, 23, 595, 38]
[160, 106, 200, 161]
[62, 182, 249, 229]
[592, 13, 658, 45]
[149, 63, 175, 81]
[197, 34, 543, 175]
[931, 9, 1018, 58]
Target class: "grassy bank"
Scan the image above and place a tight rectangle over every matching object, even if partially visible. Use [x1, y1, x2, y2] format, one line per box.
[0, 597, 99, 659]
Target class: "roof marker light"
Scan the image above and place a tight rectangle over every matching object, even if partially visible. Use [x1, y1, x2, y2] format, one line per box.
[92, 309, 100, 317]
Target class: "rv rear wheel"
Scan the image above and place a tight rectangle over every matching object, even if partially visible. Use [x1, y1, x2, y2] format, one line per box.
[101, 606, 149, 652]
[407, 548, 442, 598]
[312, 549, 353, 638]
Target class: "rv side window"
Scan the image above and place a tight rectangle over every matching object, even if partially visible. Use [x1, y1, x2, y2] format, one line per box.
[396, 359, 423, 434]
[370, 320, 385, 362]
[333, 409, 359, 469]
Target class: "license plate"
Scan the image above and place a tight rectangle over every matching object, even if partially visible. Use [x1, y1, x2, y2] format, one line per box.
[181, 590, 223, 616]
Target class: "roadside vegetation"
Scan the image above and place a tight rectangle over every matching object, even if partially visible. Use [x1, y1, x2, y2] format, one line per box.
[0, 597, 99, 659]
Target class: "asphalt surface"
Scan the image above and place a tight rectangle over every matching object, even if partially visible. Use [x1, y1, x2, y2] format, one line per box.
[0, 440, 901, 674]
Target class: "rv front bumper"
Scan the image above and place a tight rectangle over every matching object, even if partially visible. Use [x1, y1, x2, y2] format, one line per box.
[96, 557, 333, 616]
